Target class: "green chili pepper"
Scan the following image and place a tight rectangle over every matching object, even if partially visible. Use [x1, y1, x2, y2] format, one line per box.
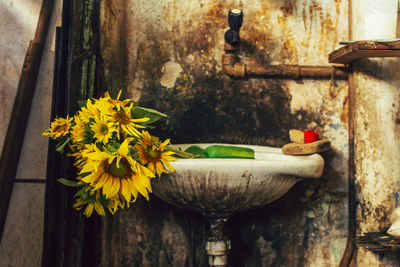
[205, 145, 254, 159]
[184, 145, 255, 159]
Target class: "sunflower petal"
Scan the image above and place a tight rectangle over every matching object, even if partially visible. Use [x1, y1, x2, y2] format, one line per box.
[84, 204, 94, 217]
[138, 174, 152, 192]
[132, 175, 149, 200]
[82, 173, 96, 183]
[103, 175, 114, 197]
[162, 154, 176, 161]
[110, 178, 121, 197]
[160, 139, 170, 148]
[155, 161, 164, 177]
[119, 139, 129, 156]
[120, 179, 131, 203]
[94, 202, 106, 216]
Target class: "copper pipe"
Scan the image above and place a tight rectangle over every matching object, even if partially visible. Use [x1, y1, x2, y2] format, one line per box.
[222, 43, 349, 80]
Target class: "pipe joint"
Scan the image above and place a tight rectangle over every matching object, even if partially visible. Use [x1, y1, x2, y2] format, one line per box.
[221, 55, 246, 78]
[206, 240, 231, 267]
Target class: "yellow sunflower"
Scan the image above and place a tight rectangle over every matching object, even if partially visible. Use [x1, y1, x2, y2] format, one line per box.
[110, 105, 149, 138]
[79, 99, 100, 123]
[80, 139, 155, 203]
[68, 143, 97, 171]
[91, 116, 117, 144]
[70, 115, 87, 143]
[136, 131, 176, 177]
[100, 90, 131, 111]
[42, 115, 73, 139]
[91, 92, 149, 138]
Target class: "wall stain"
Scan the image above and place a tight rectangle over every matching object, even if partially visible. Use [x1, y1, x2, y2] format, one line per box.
[100, 0, 130, 94]
[340, 95, 349, 126]
[205, 1, 225, 28]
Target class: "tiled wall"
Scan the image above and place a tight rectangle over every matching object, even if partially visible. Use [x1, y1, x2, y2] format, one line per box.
[0, 0, 61, 266]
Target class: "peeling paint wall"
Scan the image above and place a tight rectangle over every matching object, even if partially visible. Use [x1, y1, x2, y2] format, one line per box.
[100, 0, 349, 266]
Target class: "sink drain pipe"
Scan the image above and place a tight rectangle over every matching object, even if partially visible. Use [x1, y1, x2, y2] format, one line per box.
[206, 217, 230, 267]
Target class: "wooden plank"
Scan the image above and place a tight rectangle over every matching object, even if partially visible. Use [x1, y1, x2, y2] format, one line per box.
[329, 40, 400, 63]
[282, 139, 331, 155]
[330, 49, 400, 63]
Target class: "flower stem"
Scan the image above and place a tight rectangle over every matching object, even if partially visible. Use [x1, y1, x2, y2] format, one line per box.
[165, 145, 199, 159]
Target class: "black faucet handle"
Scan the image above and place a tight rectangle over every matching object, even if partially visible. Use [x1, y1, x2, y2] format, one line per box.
[228, 9, 243, 32]
[224, 29, 240, 46]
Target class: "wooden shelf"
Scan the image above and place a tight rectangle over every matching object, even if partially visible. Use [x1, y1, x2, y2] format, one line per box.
[357, 232, 400, 252]
[329, 40, 400, 63]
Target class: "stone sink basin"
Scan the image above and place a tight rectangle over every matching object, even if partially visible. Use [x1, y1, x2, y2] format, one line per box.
[152, 143, 324, 266]
[152, 143, 324, 217]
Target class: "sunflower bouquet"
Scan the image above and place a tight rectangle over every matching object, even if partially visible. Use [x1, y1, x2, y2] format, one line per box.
[43, 91, 177, 217]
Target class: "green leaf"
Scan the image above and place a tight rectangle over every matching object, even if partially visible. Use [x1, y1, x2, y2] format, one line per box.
[131, 106, 168, 125]
[74, 187, 87, 198]
[104, 140, 120, 155]
[55, 137, 71, 153]
[77, 100, 87, 108]
[58, 178, 80, 187]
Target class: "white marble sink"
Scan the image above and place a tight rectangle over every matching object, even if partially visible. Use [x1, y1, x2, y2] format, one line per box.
[152, 143, 324, 217]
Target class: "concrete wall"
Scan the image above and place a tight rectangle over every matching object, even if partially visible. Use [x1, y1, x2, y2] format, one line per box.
[100, 0, 350, 266]
[0, 0, 61, 266]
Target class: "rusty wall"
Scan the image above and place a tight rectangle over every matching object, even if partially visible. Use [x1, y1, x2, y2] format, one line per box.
[100, 0, 349, 266]
[350, 0, 400, 265]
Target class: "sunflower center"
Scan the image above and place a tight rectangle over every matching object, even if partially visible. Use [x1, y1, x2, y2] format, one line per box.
[147, 148, 161, 159]
[54, 124, 69, 132]
[113, 111, 130, 125]
[106, 158, 131, 178]
[100, 124, 108, 135]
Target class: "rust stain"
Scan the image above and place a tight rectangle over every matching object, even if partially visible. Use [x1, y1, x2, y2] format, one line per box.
[161, 0, 177, 26]
[321, 15, 335, 38]
[174, 72, 191, 92]
[340, 95, 349, 126]
[374, 204, 390, 224]
[205, 1, 225, 28]
[334, 0, 342, 15]
[281, 38, 298, 63]
[302, 1, 308, 32]
[359, 201, 391, 230]
[280, 0, 294, 17]
[277, 1, 299, 63]
[239, 9, 275, 64]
